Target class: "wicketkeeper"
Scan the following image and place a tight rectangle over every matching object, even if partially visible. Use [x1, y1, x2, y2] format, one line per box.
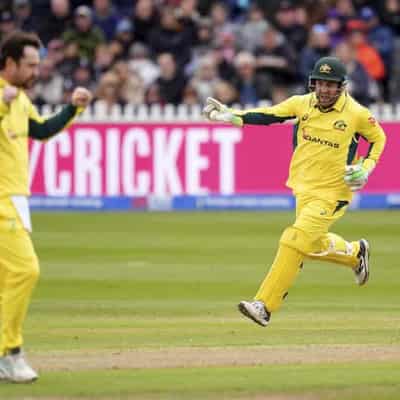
[203, 56, 386, 327]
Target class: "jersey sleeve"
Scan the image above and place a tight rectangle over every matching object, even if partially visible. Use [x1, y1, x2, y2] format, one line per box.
[232, 96, 301, 125]
[357, 109, 386, 170]
[28, 102, 83, 140]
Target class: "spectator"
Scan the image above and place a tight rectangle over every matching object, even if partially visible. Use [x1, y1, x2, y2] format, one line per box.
[94, 72, 126, 113]
[381, 0, 400, 35]
[347, 19, 386, 85]
[326, 9, 346, 48]
[13, 0, 35, 32]
[46, 39, 65, 69]
[32, 57, 64, 106]
[210, 2, 235, 38]
[156, 53, 187, 105]
[62, 5, 105, 61]
[212, 80, 238, 106]
[190, 55, 222, 103]
[360, 6, 394, 100]
[210, 43, 237, 82]
[145, 82, 164, 106]
[274, 0, 308, 55]
[233, 51, 272, 105]
[299, 24, 332, 83]
[110, 18, 135, 58]
[94, 43, 115, 78]
[72, 58, 95, 92]
[128, 42, 159, 87]
[182, 84, 201, 105]
[254, 27, 297, 97]
[38, 0, 72, 45]
[334, 39, 377, 105]
[149, 6, 193, 68]
[112, 60, 145, 105]
[132, 0, 158, 44]
[93, 0, 121, 41]
[237, 4, 269, 52]
[0, 10, 16, 42]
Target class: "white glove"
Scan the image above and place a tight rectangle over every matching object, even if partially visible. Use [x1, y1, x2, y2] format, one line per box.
[203, 97, 242, 125]
[344, 160, 370, 192]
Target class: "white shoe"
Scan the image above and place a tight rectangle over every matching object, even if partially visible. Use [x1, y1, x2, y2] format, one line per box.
[354, 239, 370, 286]
[0, 351, 38, 383]
[238, 300, 270, 327]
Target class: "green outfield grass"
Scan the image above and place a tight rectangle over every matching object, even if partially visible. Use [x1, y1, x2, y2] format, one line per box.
[2, 211, 400, 399]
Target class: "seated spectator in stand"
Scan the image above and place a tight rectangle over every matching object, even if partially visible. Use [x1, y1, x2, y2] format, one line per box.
[210, 2, 236, 38]
[254, 27, 297, 99]
[274, 0, 308, 56]
[190, 54, 222, 103]
[347, 19, 386, 90]
[182, 84, 201, 106]
[128, 42, 160, 87]
[237, 4, 269, 52]
[0, 10, 16, 42]
[145, 83, 164, 106]
[46, 39, 65, 70]
[334, 39, 377, 105]
[32, 57, 64, 106]
[233, 51, 272, 105]
[110, 18, 135, 59]
[212, 80, 238, 107]
[94, 72, 126, 113]
[156, 53, 187, 105]
[381, 0, 400, 36]
[62, 5, 105, 61]
[94, 43, 115, 79]
[39, 0, 72, 45]
[112, 60, 145, 105]
[299, 24, 332, 83]
[326, 9, 346, 48]
[360, 6, 394, 101]
[149, 6, 193, 68]
[72, 58, 96, 92]
[93, 0, 121, 41]
[131, 0, 159, 44]
[13, 0, 36, 32]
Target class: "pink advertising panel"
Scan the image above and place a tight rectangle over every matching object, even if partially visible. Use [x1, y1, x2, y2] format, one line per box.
[29, 123, 398, 196]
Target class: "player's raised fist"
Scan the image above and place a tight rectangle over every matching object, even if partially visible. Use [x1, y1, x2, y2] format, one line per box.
[71, 87, 93, 108]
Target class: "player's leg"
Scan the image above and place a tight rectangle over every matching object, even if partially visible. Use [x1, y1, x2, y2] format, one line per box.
[0, 201, 39, 382]
[238, 195, 312, 326]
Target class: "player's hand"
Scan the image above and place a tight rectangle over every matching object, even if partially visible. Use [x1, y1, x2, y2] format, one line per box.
[71, 87, 93, 108]
[3, 85, 18, 105]
[344, 159, 369, 191]
[203, 97, 242, 126]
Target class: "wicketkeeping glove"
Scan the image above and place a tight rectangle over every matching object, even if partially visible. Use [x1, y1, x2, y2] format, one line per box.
[344, 158, 375, 192]
[203, 97, 243, 126]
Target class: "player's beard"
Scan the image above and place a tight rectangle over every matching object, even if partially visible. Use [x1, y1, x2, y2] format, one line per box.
[316, 89, 341, 109]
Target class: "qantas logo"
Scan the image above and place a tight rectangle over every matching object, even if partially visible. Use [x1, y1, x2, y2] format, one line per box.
[302, 130, 339, 148]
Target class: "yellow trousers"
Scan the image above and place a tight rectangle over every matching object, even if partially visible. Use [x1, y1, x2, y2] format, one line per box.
[255, 193, 360, 312]
[0, 197, 39, 355]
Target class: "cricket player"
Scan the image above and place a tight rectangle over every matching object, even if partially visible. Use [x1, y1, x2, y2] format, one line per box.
[0, 31, 92, 382]
[203, 56, 386, 327]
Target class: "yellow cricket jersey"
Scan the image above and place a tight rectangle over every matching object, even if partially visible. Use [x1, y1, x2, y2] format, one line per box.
[234, 92, 386, 201]
[0, 77, 80, 197]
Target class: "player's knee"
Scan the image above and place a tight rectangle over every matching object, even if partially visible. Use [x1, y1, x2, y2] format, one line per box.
[279, 226, 314, 255]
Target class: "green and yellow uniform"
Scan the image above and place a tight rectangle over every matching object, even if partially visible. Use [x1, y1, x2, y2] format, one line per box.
[232, 91, 386, 312]
[0, 77, 81, 354]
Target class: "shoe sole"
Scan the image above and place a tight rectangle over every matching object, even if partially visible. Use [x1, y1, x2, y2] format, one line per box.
[237, 302, 268, 327]
[359, 239, 370, 286]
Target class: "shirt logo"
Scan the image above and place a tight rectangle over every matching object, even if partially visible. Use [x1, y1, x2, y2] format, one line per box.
[302, 129, 339, 148]
[319, 63, 332, 74]
[333, 120, 347, 131]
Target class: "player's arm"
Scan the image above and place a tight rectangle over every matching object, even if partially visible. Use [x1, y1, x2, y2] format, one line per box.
[344, 112, 386, 191]
[203, 96, 299, 127]
[29, 87, 92, 140]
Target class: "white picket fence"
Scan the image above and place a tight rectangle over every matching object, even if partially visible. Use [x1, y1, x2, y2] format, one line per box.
[39, 102, 400, 122]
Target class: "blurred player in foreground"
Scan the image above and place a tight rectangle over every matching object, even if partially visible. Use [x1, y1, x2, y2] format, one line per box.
[0, 31, 92, 382]
[203, 56, 386, 327]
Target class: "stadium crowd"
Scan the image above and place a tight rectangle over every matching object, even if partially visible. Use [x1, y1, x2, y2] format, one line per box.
[1, 0, 400, 110]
